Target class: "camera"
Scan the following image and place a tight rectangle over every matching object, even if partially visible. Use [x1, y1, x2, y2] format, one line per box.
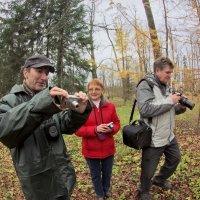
[55, 94, 80, 109]
[67, 95, 79, 108]
[179, 96, 195, 110]
[107, 122, 114, 129]
[171, 90, 195, 110]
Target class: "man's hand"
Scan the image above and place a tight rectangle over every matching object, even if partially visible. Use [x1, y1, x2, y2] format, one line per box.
[169, 93, 181, 104]
[50, 87, 69, 110]
[72, 91, 89, 113]
[50, 87, 69, 99]
[50, 87, 89, 113]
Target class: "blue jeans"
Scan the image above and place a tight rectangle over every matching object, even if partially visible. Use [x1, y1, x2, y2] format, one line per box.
[86, 155, 114, 198]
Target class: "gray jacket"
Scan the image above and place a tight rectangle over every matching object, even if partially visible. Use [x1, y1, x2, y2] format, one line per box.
[0, 84, 92, 200]
[136, 74, 186, 147]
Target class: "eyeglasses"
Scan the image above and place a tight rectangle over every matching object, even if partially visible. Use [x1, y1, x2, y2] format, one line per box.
[88, 88, 101, 92]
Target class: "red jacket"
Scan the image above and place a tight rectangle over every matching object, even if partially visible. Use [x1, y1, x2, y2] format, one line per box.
[75, 98, 120, 159]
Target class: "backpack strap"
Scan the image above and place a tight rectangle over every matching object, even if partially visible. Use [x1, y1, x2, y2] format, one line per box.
[129, 77, 154, 124]
[136, 77, 154, 89]
[129, 99, 137, 123]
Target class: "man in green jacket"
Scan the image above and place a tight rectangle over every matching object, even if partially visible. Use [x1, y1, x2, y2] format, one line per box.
[0, 55, 92, 200]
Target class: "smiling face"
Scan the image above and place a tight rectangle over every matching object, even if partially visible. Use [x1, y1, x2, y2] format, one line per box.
[155, 65, 173, 85]
[23, 66, 50, 92]
[88, 83, 104, 101]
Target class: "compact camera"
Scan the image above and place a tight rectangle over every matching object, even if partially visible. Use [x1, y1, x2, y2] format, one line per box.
[55, 94, 80, 109]
[107, 122, 114, 129]
[67, 95, 80, 108]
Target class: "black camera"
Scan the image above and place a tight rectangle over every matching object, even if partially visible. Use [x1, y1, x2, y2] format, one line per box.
[179, 96, 195, 110]
[171, 90, 195, 110]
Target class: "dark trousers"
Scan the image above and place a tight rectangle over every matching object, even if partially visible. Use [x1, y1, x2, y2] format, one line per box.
[140, 137, 181, 193]
[86, 155, 114, 198]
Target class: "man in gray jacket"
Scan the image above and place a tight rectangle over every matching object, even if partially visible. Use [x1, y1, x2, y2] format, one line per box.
[136, 57, 187, 200]
[0, 55, 92, 200]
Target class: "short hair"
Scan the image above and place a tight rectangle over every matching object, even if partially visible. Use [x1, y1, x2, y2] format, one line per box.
[87, 79, 104, 90]
[153, 57, 174, 72]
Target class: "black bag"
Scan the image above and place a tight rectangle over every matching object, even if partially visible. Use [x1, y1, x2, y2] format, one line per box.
[122, 99, 152, 150]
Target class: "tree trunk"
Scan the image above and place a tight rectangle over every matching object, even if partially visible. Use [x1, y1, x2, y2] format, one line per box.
[169, 26, 175, 62]
[134, 18, 145, 80]
[142, 0, 162, 59]
[122, 77, 130, 103]
[57, 28, 64, 88]
[162, 0, 169, 56]
[193, 0, 200, 23]
[89, 1, 98, 79]
[105, 26, 130, 102]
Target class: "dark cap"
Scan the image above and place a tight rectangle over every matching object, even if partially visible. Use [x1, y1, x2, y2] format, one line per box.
[24, 55, 55, 73]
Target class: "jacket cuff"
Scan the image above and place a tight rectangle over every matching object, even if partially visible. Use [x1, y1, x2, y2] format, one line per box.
[30, 88, 60, 115]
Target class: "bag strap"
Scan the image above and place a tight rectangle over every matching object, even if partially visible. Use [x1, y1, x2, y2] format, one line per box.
[129, 99, 137, 123]
[129, 77, 154, 124]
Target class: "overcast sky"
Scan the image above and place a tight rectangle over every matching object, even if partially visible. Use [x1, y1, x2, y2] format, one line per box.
[84, 0, 199, 65]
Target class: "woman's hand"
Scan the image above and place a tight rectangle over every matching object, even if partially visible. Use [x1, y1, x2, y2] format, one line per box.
[96, 124, 113, 133]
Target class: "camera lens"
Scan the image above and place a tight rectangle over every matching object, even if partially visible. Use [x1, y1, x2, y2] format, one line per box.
[71, 100, 79, 108]
[179, 97, 195, 110]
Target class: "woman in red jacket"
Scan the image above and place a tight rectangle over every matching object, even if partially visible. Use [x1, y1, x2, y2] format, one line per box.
[75, 79, 120, 200]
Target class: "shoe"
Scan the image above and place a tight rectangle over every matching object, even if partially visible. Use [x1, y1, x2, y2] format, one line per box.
[105, 190, 112, 198]
[105, 192, 112, 198]
[140, 193, 152, 200]
[152, 178, 172, 190]
[96, 197, 104, 200]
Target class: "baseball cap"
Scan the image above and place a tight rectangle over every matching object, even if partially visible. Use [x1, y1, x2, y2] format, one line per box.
[24, 55, 55, 73]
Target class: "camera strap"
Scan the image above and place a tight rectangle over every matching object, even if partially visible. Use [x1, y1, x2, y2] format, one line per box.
[93, 105, 104, 125]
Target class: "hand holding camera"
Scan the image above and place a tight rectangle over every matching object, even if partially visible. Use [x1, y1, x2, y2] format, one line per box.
[96, 122, 114, 141]
[107, 122, 114, 129]
[50, 87, 88, 113]
[170, 89, 195, 110]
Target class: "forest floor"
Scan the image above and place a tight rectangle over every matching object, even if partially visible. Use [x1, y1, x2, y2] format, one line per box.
[0, 104, 200, 200]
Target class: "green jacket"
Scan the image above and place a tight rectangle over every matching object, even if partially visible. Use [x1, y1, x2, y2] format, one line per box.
[0, 84, 92, 200]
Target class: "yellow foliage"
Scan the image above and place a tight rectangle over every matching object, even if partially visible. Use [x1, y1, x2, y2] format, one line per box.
[87, 59, 96, 66]
[118, 70, 129, 78]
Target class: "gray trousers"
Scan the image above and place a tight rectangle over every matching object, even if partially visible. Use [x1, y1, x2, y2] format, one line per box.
[140, 137, 181, 193]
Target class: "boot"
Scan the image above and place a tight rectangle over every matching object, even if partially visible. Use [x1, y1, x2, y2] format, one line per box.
[96, 197, 104, 200]
[105, 189, 112, 198]
[152, 178, 172, 190]
[140, 193, 152, 200]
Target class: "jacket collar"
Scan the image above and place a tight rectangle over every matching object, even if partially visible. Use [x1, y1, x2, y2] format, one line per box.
[89, 96, 108, 108]
[144, 73, 167, 95]
[23, 80, 36, 96]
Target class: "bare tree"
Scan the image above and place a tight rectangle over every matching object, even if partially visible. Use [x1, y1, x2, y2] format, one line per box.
[85, 0, 98, 78]
[87, 0, 98, 78]
[162, 0, 169, 56]
[192, 0, 200, 23]
[104, 21, 132, 103]
[142, 0, 162, 59]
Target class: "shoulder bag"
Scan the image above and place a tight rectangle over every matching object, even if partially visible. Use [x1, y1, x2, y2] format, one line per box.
[122, 99, 152, 150]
